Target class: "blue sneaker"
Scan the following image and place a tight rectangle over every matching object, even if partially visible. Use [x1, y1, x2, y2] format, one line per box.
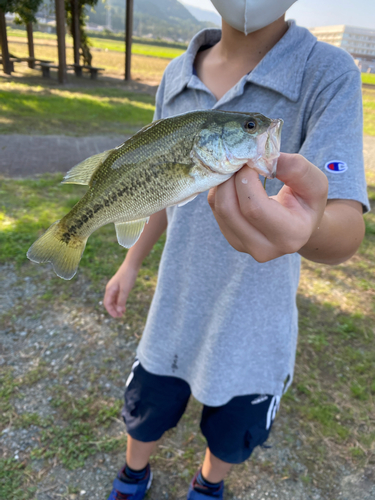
[187, 470, 224, 499]
[107, 464, 153, 500]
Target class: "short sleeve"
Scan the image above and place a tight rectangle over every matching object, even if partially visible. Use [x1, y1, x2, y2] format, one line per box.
[299, 69, 370, 213]
[153, 72, 167, 121]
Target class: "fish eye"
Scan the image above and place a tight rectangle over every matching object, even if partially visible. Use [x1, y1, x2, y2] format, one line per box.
[244, 120, 257, 133]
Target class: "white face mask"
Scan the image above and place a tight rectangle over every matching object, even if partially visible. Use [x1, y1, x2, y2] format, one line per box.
[211, 0, 297, 35]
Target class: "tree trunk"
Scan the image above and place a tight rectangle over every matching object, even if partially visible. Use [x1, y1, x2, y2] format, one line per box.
[55, 0, 67, 83]
[125, 0, 133, 80]
[26, 22, 35, 68]
[0, 8, 12, 75]
[71, 0, 81, 66]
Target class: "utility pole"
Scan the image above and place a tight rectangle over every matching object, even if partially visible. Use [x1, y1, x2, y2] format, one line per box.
[55, 0, 67, 83]
[125, 0, 133, 80]
[107, 0, 112, 31]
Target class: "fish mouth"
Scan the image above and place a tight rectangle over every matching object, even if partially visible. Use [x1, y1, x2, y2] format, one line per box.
[248, 119, 283, 179]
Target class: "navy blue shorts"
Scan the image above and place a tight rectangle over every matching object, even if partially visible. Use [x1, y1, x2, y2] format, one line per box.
[121, 360, 280, 464]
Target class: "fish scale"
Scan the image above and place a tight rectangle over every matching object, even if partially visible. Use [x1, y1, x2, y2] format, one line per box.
[27, 110, 283, 280]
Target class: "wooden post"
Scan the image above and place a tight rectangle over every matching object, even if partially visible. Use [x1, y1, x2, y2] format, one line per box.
[0, 8, 12, 75]
[55, 0, 67, 83]
[71, 0, 81, 67]
[26, 22, 35, 68]
[125, 0, 133, 80]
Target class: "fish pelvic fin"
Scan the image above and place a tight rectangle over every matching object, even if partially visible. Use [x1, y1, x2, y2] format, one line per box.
[115, 218, 149, 248]
[27, 221, 88, 280]
[62, 150, 112, 185]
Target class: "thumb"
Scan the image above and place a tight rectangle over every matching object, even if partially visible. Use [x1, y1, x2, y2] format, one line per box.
[276, 153, 328, 207]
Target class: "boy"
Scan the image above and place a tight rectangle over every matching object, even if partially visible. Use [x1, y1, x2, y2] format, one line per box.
[104, 1, 369, 499]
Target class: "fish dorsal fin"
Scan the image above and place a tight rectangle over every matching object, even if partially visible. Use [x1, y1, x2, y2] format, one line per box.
[177, 194, 198, 207]
[62, 150, 112, 185]
[115, 218, 149, 249]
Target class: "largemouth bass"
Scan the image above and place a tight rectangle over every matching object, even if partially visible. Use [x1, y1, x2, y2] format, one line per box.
[27, 110, 283, 280]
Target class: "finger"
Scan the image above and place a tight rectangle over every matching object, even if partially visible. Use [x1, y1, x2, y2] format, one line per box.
[235, 166, 272, 224]
[116, 286, 129, 316]
[104, 285, 121, 318]
[235, 164, 317, 250]
[235, 166, 298, 238]
[276, 153, 328, 208]
[208, 177, 280, 261]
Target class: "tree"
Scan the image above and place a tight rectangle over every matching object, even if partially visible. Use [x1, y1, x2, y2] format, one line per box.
[65, 0, 98, 66]
[0, 0, 43, 74]
[0, 0, 43, 24]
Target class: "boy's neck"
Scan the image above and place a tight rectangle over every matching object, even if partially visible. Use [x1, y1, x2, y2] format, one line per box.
[216, 17, 289, 68]
[194, 16, 289, 101]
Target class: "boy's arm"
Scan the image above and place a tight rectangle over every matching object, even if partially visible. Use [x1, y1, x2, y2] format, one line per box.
[207, 153, 365, 265]
[104, 67, 169, 318]
[103, 210, 167, 318]
[298, 198, 364, 264]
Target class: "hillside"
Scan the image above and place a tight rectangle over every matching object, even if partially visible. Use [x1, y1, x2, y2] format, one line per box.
[86, 0, 215, 41]
[180, 2, 221, 26]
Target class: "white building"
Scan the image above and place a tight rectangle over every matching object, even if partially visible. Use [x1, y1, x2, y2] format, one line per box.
[309, 25, 375, 73]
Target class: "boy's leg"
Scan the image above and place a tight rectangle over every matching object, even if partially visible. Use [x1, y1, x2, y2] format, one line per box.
[187, 394, 280, 498]
[201, 447, 232, 483]
[108, 361, 191, 499]
[126, 435, 157, 470]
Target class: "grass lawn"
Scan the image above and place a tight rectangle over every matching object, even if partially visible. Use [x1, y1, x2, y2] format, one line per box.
[0, 81, 155, 135]
[363, 87, 375, 136]
[362, 73, 375, 86]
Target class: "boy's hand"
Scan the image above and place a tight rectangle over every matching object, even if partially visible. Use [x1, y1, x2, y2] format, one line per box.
[207, 153, 329, 262]
[103, 265, 138, 318]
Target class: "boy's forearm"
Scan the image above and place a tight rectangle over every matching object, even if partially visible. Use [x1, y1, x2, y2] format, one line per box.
[298, 200, 365, 265]
[118, 209, 168, 273]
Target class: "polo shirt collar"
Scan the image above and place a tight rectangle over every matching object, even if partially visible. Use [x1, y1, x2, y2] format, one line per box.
[164, 21, 317, 105]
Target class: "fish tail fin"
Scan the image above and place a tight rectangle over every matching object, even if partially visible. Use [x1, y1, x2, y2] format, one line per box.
[27, 221, 87, 280]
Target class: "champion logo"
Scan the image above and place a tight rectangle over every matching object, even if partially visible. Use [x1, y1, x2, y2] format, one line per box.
[325, 161, 348, 174]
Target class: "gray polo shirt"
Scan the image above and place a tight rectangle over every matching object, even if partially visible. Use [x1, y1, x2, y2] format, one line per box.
[136, 21, 370, 406]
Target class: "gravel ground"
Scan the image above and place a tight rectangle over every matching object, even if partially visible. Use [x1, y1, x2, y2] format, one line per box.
[1, 263, 366, 500]
[1, 136, 375, 499]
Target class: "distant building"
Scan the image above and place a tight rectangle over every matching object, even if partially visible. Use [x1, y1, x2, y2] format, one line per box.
[310, 25, 375, 73]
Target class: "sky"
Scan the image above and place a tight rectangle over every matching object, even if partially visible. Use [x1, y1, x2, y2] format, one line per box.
[181, 0, 375, 30]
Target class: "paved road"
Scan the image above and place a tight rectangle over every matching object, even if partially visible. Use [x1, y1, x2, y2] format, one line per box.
[0, 134, 374, 177]
[0, 135, 127, 177]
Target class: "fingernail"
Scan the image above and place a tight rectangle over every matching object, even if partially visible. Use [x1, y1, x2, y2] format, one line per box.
[241, 178, 248, 184]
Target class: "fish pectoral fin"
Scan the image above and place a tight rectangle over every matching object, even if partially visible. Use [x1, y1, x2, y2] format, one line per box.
[115, 218, 149, 249]
[177, 194, 198, 207]
[62, 150, 112, 185]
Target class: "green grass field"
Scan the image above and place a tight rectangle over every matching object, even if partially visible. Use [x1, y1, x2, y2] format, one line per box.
[362, 73, 375, 85]
[7, 27, 185, 59]
[363, 88, 375, 136]
[0, 81, 155, 135]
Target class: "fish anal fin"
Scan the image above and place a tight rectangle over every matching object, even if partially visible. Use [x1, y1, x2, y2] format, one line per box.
[177, 194, 198, 207]
[62, 150, 112, 185]
[115, 218, 149, 249]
